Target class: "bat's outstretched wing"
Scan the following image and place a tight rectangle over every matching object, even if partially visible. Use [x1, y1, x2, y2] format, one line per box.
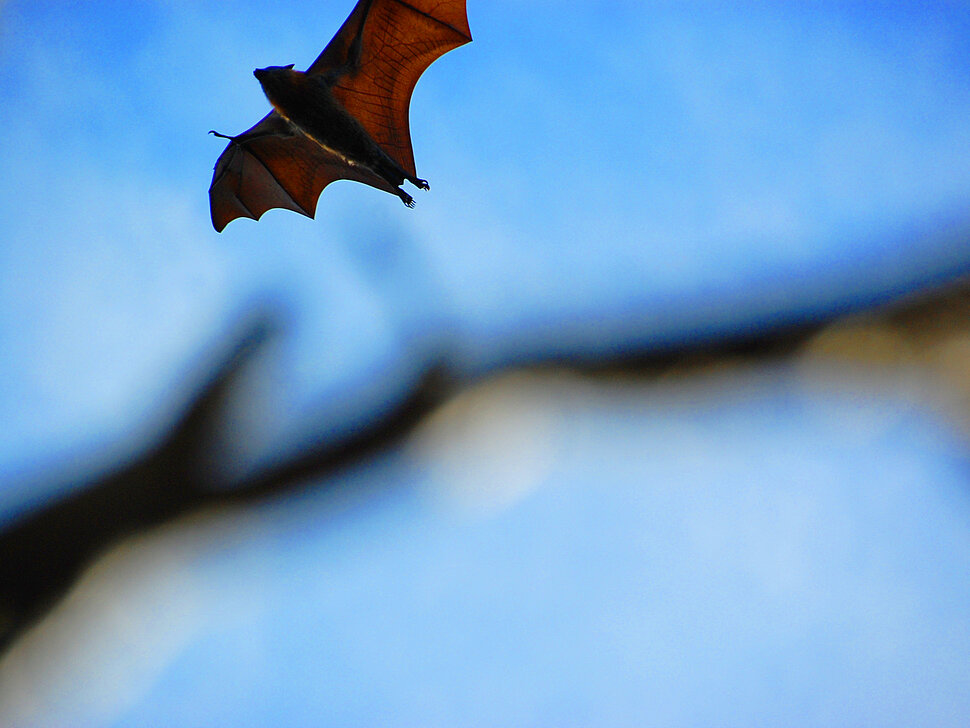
[308, 0, 472, 177]
[209, 113, 397, 232]
[209, 0, 470, 232]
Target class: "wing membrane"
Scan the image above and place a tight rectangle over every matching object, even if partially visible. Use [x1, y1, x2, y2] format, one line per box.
[208, 113, 396, 232]
[208, 0, 470, 231]
[308, 0, 471, 175]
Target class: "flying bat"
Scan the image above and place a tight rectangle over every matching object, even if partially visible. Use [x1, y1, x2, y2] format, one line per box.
[208, 0, 472, 232]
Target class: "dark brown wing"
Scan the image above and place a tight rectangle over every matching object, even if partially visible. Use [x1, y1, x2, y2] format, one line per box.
[307, 0, 472, 177]
[209, 113, 397, 232]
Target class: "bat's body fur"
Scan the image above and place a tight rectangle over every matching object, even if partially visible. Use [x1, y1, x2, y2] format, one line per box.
[254, 66, 428, 207]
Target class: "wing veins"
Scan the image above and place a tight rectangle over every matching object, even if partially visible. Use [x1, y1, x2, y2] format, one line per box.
[383, 0, 471, 41]
[244, 142, 312, 216]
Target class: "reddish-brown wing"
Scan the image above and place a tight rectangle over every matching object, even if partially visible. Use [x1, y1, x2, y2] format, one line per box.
[208, 0, 470, 232]
[308, 0, 472, 177]
[208, 113, 397, 232]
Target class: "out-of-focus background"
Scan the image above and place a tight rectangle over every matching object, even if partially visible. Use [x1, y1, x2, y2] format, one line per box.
[3, 2, 970, 725]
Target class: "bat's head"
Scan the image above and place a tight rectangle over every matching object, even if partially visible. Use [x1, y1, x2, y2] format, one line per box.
[254, 65, 299, 108]
[254, 64, 296, 85]
[254, 64, 295, 78]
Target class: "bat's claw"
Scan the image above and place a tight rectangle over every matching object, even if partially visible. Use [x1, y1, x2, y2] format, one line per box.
[416, 178, 430, 190]
[400, 191, 416, 208]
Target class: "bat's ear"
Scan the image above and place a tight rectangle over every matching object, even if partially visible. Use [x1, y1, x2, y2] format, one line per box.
[284, 64, 295, 70]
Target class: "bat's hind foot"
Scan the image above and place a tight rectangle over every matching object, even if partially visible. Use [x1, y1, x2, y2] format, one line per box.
[402, 172, 429, 190]
[397, 189, 416, 208]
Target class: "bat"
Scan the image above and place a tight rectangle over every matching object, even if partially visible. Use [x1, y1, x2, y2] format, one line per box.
[208, 0, 472, 232]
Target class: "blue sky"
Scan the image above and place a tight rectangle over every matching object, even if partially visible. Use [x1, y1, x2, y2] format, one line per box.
[3, 4, 970, 723]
